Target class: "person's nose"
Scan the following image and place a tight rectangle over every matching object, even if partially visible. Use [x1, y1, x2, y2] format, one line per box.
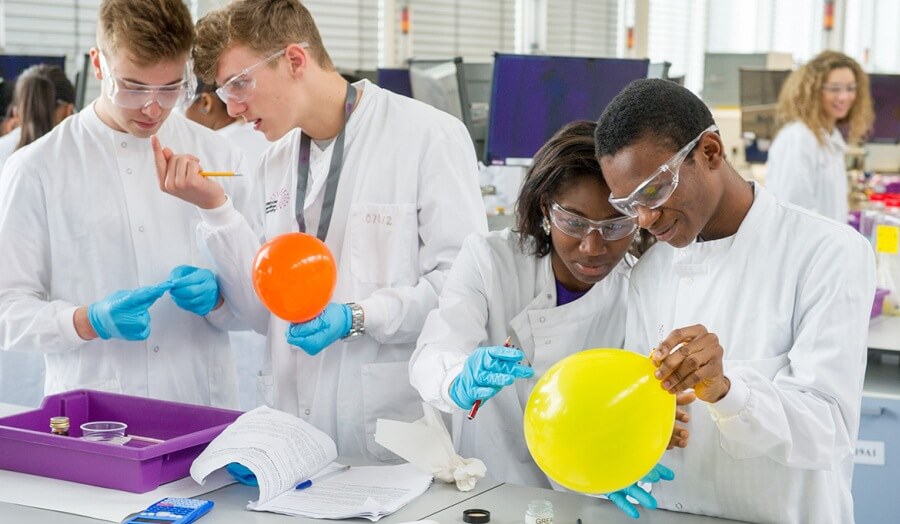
[579, 230, 608, 257]
[226, 98, 246, 118]
[141, 100, 162, 119]
[635, 206, 660, 229]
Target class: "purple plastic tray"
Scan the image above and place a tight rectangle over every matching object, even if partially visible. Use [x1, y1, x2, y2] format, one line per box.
[872, 288, 890, 318]
[0, 389, 241, 493]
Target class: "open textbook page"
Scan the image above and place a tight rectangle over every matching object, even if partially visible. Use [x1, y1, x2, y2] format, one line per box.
[190, 405, 337, 505]
[254, 463, 434, 521]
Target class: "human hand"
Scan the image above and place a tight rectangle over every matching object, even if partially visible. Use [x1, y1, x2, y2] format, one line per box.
[668, 391, 696, 449]
[225, 462, 258, 487]
[151, 134, 226, 210]
[168, 265, 221, 316]
[285, 303, 351, 355]
[605, 463, 675, 519]
[448, 345, 534, 410]
[651, 324, 730, 403]
[87, 282, 172, 340]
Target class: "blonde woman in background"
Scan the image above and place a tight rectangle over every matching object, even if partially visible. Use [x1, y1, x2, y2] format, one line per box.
[766, 50, 874, 223]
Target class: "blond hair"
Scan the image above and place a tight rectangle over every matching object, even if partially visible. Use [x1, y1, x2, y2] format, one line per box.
[97, 0, 194, 65]
[775, 50, 874, 146]
[194, 0, 333, 84]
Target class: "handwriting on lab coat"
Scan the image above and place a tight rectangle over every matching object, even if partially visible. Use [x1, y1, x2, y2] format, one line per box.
[365, 213, 393, 226]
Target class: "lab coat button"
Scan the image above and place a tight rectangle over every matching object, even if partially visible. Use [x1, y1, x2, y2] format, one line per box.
[120, 141, 127, 148]
[138, 226, 145, 232]
[304, 409, 311, 415]
[676, 503, 684, 510]
[539, 316, 545, 322]
[153, 346, 159, 353]
[545, 339, 551, 345]
[126, 168, 132, 174]
[687, 278, 694, 284]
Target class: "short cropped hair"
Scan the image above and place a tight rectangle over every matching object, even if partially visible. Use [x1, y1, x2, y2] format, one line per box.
[97, 0, 194, 65]
[594, 78, 715, 159]
[194, 0, 333, 84]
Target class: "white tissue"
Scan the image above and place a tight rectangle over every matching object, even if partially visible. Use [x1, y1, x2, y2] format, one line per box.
[375, 403, 486, 492]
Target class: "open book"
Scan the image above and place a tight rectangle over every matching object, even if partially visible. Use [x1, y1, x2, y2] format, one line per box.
[190, 406, 433, 521]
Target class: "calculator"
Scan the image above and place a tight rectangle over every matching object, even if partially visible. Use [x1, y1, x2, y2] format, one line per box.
[123, 497, 214, 524]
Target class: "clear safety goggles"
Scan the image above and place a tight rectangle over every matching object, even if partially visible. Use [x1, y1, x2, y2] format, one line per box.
[99, 52, 196, 110]
[548, 200, 638, 241]
[821, 83, 857, 95]
[216, 42, 309, 104]
[608, 125, 718, 218]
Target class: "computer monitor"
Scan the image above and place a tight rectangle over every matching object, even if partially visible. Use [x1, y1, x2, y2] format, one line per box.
[739, 68, 791, 163]
[869, 73, 900, 144]
[409, 58, 466, 122]
[377, 68, 412, 98]
[485, 53, 649, 165]
[0, 54, 66, 84]
[648, 61, 671, 80]
[461, 62, 493, 161]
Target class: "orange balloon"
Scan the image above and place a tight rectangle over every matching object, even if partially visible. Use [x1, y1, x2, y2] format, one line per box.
[252, 233, 337, 323]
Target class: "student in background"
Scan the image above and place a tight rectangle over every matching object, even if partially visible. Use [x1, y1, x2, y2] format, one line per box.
[185, 77, 270, 411]
[0, 64, 76, 169]
[410, 120, 683, 519]
[0, 64, 76, 406]
[766, 50, 874, 223]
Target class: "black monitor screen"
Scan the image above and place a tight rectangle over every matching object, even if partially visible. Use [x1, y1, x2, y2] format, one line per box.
[486, 54, 648, 164]
[377, 68, 412, 98]
[0, 54, 66, 84]
[869, 73, 900, 144]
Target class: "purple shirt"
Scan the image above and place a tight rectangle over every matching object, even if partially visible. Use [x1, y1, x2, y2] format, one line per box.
[555, 279, 589, 306]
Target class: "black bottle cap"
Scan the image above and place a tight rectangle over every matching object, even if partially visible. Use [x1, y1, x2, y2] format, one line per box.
[463, 508, 491, 523]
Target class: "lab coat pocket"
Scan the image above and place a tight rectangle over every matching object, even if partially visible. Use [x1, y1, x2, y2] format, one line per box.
[63, 377, 122, 395]
[349, 203, 417, 285]
[361, 361, 424, 462]
[256, 373, 275, 407]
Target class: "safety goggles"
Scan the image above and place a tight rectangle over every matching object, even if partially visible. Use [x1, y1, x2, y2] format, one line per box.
[608, 125, 718, 218]
[99, 52, 196, 110]
[821, 83, 857, 95]
[548, 200, 638, 241]
[216, 42, 309, 104]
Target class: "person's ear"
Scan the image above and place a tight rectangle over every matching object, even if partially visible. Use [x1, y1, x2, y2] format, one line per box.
[89, 47, 103, 81]
[284, 43, 309, 77]
[701, 132, 724, 170]
[200, 93, 215, 115]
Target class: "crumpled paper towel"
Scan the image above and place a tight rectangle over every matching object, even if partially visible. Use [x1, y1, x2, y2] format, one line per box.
[375, 403, 486, 491]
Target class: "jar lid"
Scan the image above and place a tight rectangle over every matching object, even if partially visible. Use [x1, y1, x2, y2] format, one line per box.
[463, 508, 491, 523]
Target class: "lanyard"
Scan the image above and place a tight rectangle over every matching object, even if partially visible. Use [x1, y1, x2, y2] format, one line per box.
[295, 82, 357, 241]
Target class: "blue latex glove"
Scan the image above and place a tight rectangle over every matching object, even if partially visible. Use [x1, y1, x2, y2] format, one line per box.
[225, 462, 258, 487]
[448, 346, 534, 410]
[606, 463, 675, 519]
[87, 282, 172, 340]
[285, 303, 351, 355]
[168, 265, 220, 316]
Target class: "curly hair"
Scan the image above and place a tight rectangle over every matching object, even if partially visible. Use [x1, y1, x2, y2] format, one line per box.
[516, 120, 652, 259]
[775, 50, 874, 145]
[194, 0, 333, 84]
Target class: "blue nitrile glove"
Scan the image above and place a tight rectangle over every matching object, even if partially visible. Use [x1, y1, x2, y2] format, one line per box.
[87, 282, 173, 341]
[605, 463, 675, 519]
[168, 265, 220, 316]
[285, 303, 351, 355]
[225, 462, 258, 487]
[448, 346, 534, 410]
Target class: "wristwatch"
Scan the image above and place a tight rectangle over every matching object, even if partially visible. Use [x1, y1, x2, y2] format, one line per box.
[344, 302, 365, 340]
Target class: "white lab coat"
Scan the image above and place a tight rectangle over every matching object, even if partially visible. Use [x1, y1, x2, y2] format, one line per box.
[216, 119, 271, 411]
[626, 184, 874, 523]
[0, 128, 21, 168]
[409, 229, 629, 487]
[0, 104, 258, 408]
[197, 79, 488, 460]
[766, 121, 848, 223]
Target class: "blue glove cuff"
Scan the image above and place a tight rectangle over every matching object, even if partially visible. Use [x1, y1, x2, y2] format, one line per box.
[87, 303, 111, 340]
[339, 303, 352, 339]
[448, 375, 473, 410]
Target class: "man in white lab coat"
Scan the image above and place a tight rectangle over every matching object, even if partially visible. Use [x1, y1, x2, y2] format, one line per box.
[596, 78, 875, 523]
[153, 0, 486, 463]
[0, 0, 256, 408]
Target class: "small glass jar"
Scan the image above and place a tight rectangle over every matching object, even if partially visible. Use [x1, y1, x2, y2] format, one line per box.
[49, 416, 70, 436]
[525, 499, 554, 524]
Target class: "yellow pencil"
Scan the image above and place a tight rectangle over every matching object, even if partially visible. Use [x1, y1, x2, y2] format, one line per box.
[200, 171, 243, 177]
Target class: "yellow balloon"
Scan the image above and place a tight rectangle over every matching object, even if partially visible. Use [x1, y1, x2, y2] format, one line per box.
[523, 348, 675, 494]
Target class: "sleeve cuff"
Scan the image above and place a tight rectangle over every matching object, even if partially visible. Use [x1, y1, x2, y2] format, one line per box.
[440, 362, 466, 410]
[708, 374, 751, 420]
[357, 296, 387, 340]
[197, 195, 242, 229]
[205, 299, 236, 329]
[58, 306, 89, 347]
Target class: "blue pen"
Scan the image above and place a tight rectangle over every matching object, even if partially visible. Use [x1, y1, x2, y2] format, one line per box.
[295, 465, 350, 490]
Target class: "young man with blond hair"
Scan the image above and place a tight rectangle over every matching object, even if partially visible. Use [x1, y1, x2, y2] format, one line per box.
[0, 0, 257, 408]
[154, 0, 486, 464]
